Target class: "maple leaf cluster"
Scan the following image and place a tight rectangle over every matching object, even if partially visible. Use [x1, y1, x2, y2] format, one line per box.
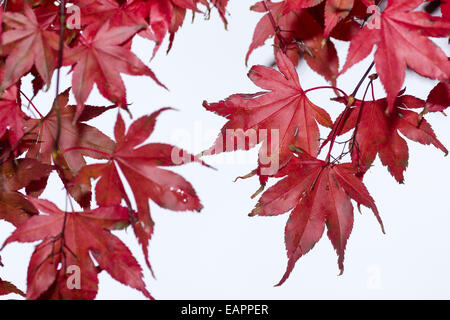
[0, 0, 226, 299]
[204, 0, 450, 285]
[0, 0, 449, 300]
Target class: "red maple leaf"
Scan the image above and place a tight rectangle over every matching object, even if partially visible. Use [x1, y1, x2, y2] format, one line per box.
[25, 89, 115, 207]
[148, 0, 198, 54]
[441, 0, 450, 19]
[251, 152, 383, 285]
[425, 81, 450, 113]
[0, 4, 59, 92]
[282, 0, 324, 12]
[77, 0, 150, 30]
[204, 51, 332, 174]
[0, 158, 53, 227]
[210, 0, 229, 25]
[73, 108, 205, 272]
[147, 0, 229, 54]
[331, 93, 447, 182]
[63, 23, 164, 111]
[0, 84, 26, 148]
[340, 0, 450, 113]
[2, 198, 151, 300]
[0, 276, 25, 297]
[283, 0, 373, 37]
[247, 1, 339, 83]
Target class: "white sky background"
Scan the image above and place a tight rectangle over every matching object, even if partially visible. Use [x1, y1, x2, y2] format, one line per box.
[1, 0, 450, 299]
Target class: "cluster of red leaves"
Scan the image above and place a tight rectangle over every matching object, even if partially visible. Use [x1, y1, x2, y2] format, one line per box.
[204, 0, 450, 284]
[0, 0, 449, 299]
[0, 0, 226, 299]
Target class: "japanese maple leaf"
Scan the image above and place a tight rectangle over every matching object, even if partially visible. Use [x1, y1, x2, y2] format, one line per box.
[0, 278, 25, 297]
[0, 158, 52, 227]
[73, 108, 204, 271]
[76, 0, 227, 56]
[76, 0, 153, 42]
[282, 0, 324, 12]
[2, 198, 151, 300]
[25, 89, 115, 207]
[250, 152, 383, 285]
[0, 130, 36, 164]
[247, 1, 339, 83]
[332, 93, 447, 182]
[323, 0, 374, 37]
[63, 23, 164, 111]
[204, 51, 332, 174]
[77, 0, 148, 27]
[0, 4, 59, 92]
[147, 0, 228, 54]
[282, 0, 373, 36]
[340, 0, 450, 113]
[148, 0, 200, 54]
[0, 84, 26, 148]
[210, 0, 229, 25]
[424, 82, 450, 113]
[440, 0, 450, 19]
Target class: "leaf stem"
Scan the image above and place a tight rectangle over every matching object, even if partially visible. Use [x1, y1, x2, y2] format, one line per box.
[19, 89, 43, 118]
[350, 61, 374, 98]
[350, 78, 374, 169]
[262, 0, 288, 53]
[304, 86, 349, 100]
[54, 0, 66, 152]
[63, 146, 112, 158]
[324, 62, 375, 163]
[370, 80, 376, 101]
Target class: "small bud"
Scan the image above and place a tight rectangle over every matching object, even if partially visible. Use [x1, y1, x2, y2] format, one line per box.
[289, 144, 303, 154]
[347, 95, 355, 107]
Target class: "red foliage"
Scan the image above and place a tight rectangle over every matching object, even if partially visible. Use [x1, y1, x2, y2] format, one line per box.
[0, 0, 448, 299]
[0, 0, 220, 299]
[204, 0, 449, 285]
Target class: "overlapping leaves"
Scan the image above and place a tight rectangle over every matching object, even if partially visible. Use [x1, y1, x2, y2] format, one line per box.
[0, 0, 448, 299]
[0, 0, 222, 299]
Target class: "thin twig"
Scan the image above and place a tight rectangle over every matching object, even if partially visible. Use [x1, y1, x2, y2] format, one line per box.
[54, 0, 66, 151]
[20, 89, 44, 118]
[350, 61, 374, 98]
[262, 0, 288, 53]
[304, 86, 349, 100]
[350, 78, 373, 168]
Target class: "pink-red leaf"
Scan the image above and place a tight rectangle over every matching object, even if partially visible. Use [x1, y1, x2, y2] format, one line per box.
[2, 198, 151, 300]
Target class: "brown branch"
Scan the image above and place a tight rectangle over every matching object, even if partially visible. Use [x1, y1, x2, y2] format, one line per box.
[262, 0, 288, 53]
[54, 0, 66, 152]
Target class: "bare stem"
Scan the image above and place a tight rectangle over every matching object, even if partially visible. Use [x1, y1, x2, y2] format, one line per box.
[54, 0, 66, 152]
[20, 89, 44, 118]
[350, 78, 374, 168]
[304, 86, 349, 100]
[350, 61, 374, 98]
[324, 63, 376, 163]
[63, 146, 112, 158]
[262, 0, 288, 53]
